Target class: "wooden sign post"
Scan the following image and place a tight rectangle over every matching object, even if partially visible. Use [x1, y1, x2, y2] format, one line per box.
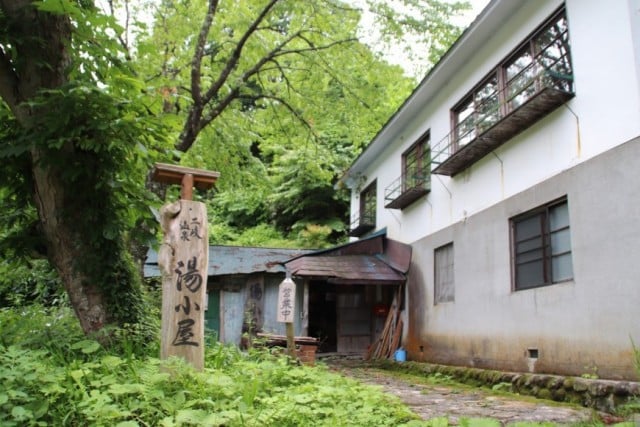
[152, 163, 219, 371]
[277, 275, 296, 358]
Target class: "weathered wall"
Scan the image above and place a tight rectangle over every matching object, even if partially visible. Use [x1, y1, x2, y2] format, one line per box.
[405, 137, 640, 380]
[214, 273, 305, 345]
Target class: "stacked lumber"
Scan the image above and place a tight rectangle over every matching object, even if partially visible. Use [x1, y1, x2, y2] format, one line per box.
[365, 285, 403, 360]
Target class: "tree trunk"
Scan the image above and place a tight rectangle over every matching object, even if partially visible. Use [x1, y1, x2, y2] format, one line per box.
[30, 148, 110, 333]
[0, 1, 144, 335]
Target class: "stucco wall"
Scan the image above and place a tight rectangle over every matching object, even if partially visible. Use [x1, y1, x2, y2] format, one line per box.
[351, 0, 640, 246]
[404, 137, 640, 380]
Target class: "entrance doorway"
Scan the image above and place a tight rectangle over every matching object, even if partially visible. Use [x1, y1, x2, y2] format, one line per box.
[308, 282, 396, 355]
[308, 281, 337, 352]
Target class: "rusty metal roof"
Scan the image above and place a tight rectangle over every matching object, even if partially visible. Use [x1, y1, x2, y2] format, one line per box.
[286, 254, 405, 285]
[284, 234, 411, 285]
[144, 245, 313, 278]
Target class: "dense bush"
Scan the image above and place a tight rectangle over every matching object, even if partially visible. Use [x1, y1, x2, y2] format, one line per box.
[0, 306, 419, 426]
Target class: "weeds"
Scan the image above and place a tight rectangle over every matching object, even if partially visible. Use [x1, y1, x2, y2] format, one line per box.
[0, 306, 420, 426]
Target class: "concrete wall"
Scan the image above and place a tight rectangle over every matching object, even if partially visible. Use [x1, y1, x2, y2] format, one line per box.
[404, 137, 640, 380]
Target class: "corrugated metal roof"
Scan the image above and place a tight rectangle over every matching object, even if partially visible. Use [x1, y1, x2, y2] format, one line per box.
[144, 245, 313, 278]
[284, 234, 412, 285]
[286, 254, 406, 285]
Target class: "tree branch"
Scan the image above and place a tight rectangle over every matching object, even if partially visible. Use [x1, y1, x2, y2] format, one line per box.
[200, 0, 280, 107]
[191, 0, 219, 106]
[176, 0, 280, 152]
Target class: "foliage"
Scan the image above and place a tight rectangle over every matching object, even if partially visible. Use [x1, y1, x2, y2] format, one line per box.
[133, 0, 421, 248]
[0, 306, 421, 426]
[0, 0, 471, 337]
[0, 258, 64, 307]
[363, 0, 471, 77]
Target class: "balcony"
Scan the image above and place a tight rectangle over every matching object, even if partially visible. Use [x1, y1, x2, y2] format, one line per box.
[432, 55, 574, 176]
[349, 211, 375, 237]
[384, 173, 430, 209]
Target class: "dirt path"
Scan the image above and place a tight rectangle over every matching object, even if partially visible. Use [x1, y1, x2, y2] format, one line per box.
[326, 358, 599, 425]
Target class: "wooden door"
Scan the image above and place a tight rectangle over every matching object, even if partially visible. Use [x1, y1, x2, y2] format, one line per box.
[336, 287, 371, 353]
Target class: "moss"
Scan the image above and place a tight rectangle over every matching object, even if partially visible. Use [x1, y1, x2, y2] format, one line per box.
[537, 388, 553, 400]
[552, 387, 567, 401]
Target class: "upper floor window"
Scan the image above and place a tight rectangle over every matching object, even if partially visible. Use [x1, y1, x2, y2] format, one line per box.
[511, 198, 573, 291]
[505, 10, 571, 111]
[350, 180, 376, 237]
[384, 133, 431, 209]
[433, 7, 574, 177]
[453, 76, 499, 148]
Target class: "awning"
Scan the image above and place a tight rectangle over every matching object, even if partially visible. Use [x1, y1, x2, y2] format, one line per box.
[284, 233, 412, 285]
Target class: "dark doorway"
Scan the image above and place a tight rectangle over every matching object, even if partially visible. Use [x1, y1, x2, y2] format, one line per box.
[308, 281, 337, 352]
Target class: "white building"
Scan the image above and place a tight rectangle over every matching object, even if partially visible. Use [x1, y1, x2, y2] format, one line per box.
[340, 0, 640, 380]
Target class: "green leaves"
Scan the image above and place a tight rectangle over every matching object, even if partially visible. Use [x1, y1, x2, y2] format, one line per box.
[0, 306, 423, 426]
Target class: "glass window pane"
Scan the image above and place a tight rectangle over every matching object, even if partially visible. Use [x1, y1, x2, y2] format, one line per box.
[516, 236, 543, 254]
[456, 100, 475, 147]
[535, 14, 572, 92]
[516, 249, 544, 264]
[435, 244, 454, 303]
[550, 228, 571, 255]
[549, 202, 569, 230]
[506, 50, 536, 108]
[517, 260, 544, 289]
[515, 214, 542, 241]
[475, 76, 500, 132]
[552, 253, 573, 282]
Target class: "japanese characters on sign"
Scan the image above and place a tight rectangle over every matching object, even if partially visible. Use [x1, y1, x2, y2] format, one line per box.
[159, 201, 208, 371]
[277, 277, 296, 323]
[171, 255, 202, 347]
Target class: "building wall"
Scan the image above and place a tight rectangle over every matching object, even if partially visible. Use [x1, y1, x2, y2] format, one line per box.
[351, 0, 640, 245]
[405, 137, 640, 380]
[214, 273, 305, 345]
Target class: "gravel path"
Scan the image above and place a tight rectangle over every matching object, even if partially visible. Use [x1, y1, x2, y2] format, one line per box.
[326, 358, 602, 426]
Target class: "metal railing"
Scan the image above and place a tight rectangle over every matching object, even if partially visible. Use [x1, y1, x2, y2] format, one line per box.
[349, 210, 375, 235]
[384, 173, 430, 204]
[431, 50, 573, 167]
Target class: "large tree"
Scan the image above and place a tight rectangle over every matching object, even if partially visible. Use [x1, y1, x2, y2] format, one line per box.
[0, 0, 468, 336]
[0, 0, 162, 335]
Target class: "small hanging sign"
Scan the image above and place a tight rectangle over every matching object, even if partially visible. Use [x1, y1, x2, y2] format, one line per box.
[277, 277, 296, 323]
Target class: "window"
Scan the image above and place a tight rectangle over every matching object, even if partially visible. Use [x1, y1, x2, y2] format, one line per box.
[360, 181, 376, 225]
[504, 10, 571, 111]
[453, 75, 499, 148]
[403, 136, 430, 191]
[434, 243, 454, 303]
[384, 133, 431, 209]
[437, 7, 573, 177]
[350, 180, 376, 236]
[512, 198, 573, 290]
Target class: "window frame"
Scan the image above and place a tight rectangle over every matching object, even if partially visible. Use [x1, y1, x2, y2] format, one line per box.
[402, 133, 430, 192]
[359, 180, 376, 226]
[451, 6, 571, 151]
[510, 197, 573, 291]
[434, 242, 455, 304]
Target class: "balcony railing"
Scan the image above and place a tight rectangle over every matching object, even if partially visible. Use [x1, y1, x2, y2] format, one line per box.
[431, 52, 574, 176]
[384, 173, 431, 209]
[349, 210, 375, 237]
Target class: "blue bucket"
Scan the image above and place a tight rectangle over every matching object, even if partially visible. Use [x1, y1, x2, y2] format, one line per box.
[394, 348, 407, 362]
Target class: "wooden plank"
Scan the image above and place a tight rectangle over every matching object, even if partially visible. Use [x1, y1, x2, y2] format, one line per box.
[152, 162, 220, 190]
[159, 200, 208, 371]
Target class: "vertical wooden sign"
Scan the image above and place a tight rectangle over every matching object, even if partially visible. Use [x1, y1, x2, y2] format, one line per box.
[151, 163, 218, 371]
[277, 277, 296, 357]
[158, 200, 208, 370]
